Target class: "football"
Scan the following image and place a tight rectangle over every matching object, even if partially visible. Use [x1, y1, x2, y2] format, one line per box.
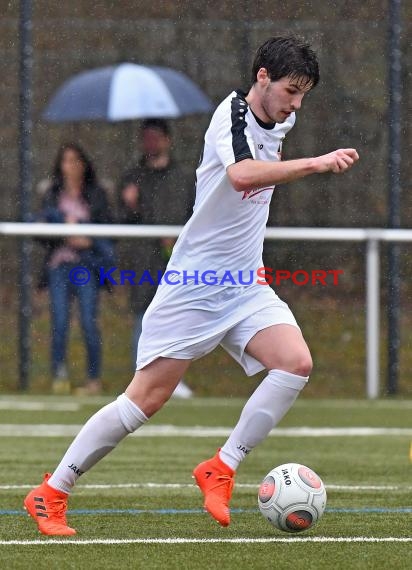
[258, 463, 327, 532]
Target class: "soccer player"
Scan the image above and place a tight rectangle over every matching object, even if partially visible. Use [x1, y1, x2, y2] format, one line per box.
[24, 36, 359, 535]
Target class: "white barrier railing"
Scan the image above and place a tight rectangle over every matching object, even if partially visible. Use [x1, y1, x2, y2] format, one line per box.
[2, 222, 411, 398]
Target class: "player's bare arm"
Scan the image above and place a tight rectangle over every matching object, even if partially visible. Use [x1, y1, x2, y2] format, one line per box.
[227, 148, 359, 192]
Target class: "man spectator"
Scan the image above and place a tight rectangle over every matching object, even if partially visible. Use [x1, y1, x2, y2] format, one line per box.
[118, 119, 194, 398]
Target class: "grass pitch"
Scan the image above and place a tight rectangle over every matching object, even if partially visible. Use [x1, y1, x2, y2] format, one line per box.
[0, 397, 411, 569]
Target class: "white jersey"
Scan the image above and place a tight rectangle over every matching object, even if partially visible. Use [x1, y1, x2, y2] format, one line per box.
[169, 90, 296, 285]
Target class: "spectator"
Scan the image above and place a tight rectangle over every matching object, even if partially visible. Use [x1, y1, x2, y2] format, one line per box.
[37, 142, 114, 395]
[118, 119, 194, 398]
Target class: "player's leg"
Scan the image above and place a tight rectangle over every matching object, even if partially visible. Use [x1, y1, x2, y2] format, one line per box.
[24, 357, 191, 535]
[50, 356, 190, 490]
[194, 320, 311, 527]
[219, 324, 311, 469]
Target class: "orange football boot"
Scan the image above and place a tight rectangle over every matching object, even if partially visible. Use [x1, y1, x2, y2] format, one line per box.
[193, 450, 235, 527]
[24, 473, 76, 536]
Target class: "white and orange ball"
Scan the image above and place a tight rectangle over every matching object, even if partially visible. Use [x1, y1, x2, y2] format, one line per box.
[258, 463, 327, 532]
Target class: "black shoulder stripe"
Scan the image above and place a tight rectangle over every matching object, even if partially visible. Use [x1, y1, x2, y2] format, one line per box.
[230, 95, 253, 163]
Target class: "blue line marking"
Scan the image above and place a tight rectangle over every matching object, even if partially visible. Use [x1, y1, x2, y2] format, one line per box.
[4, 507, 412, 516]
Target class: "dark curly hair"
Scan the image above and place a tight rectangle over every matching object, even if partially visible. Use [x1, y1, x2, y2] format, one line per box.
[251, 36, 320, 89]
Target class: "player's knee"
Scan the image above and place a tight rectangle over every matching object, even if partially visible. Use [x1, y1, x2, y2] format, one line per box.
[271, 350, 312, 377]
[281, 351, 312, 377]
[126, 372, 176, 417]
[293, 353, 313, 377]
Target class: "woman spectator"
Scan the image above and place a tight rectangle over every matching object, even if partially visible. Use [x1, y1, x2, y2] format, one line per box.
[38, 143, 114, 395]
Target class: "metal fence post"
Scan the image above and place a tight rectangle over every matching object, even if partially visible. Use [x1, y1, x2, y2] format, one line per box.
[18, 0, 33, 390]
[387, 0, 402, 395]
[366, 239, 380, 399]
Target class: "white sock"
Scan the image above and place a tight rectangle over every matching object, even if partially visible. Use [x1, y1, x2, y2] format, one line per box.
[219, 369, 308, 471]
[48, 394, 147, 494]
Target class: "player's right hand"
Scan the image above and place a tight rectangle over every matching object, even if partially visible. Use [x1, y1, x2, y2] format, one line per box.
[315, 148, 359, 174]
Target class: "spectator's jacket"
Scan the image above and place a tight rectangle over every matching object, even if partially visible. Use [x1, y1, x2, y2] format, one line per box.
[118, 158, 194, 313]
[36, 183, 115, 288]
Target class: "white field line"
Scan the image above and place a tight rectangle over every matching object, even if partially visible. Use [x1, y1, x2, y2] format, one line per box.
[175, 399, 412, 410]
[1, 482, 411, 492]
[0, 424, 411, 437]
[0, 537, 411, 545]
[2, 397, 412, 410]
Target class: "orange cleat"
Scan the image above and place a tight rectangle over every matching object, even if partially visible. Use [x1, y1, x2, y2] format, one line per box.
[193, 450, 235, 527]
[23, 473, 76, 536]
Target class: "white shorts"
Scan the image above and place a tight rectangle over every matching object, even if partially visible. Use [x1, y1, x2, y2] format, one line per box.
[136, 282, 299, 376]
